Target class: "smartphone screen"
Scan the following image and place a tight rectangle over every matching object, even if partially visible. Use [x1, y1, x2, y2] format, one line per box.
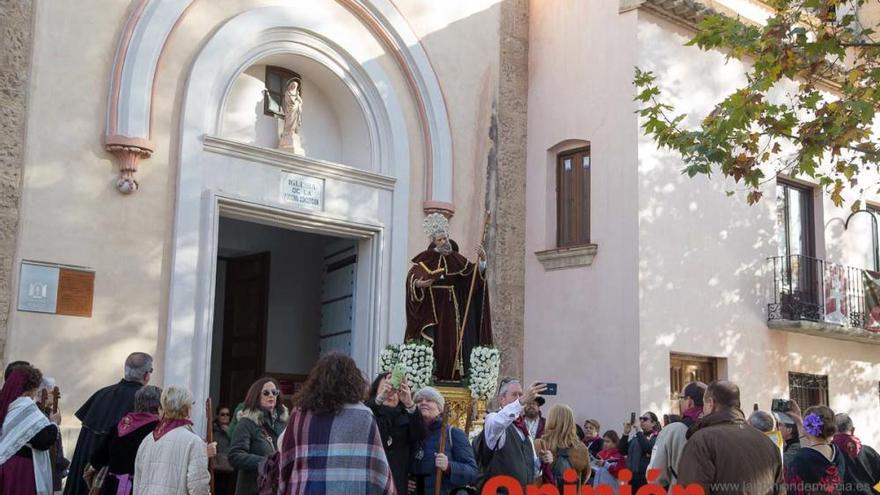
[541, 382, 558, 395]
[630, 412, 636, 424]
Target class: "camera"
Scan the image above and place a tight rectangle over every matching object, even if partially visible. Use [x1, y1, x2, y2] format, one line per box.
[771, 398, 792, 413]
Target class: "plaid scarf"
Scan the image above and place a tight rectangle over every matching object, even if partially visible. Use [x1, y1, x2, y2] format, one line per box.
[278, 403, 395, 495]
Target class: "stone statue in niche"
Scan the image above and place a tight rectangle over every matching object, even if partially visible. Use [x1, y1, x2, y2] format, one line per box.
[278, 77, 304, 155]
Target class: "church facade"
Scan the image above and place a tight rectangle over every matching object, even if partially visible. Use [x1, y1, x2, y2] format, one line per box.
[2, 0, 879, 446]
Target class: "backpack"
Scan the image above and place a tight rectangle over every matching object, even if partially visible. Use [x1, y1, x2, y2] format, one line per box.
[553, 448, 575, 485]
[471, 430, 496, 470]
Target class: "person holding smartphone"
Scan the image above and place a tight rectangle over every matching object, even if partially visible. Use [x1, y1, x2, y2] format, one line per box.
[365, 372, 426, 495]
[619, 411, 661, 491]
[474, 378, 555, 490]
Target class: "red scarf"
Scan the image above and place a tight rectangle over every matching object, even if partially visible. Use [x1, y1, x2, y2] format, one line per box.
[512, 416, 531, 439]
[598, 448, 625, 478]
[152, 418, 193, 440]
[832, 432, 862, 459]
[0, 370, 27, 430]
[118, 412, 159, 437]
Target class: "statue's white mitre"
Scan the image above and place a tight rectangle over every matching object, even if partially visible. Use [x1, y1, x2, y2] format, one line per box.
[422, 212, 449, 239]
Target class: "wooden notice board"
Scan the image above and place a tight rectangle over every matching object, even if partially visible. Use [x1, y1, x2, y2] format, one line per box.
[56, 268, 95, 317]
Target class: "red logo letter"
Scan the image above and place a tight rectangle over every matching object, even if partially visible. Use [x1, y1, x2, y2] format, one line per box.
[483, 476, 525, 495]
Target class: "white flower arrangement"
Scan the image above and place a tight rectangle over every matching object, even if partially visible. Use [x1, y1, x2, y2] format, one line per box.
[397, 341, 434, 391]
[468, 346, 501, 400]
[378, 344, 400, 372]
[377, 341, 434, 391]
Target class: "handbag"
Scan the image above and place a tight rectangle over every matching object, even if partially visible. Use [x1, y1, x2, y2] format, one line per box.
[256, 451, 280, 495]
[86, 464, 109, 495]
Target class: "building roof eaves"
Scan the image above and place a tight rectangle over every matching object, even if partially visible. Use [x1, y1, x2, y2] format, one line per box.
[620, 0, 713, 30]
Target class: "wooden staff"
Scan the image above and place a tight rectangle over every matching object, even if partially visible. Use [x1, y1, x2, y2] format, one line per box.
[454, 210, 492, 376]
[51, 386, 60, 415]
[206, 398, 215, 494]
[464, 396, 475, 435]
[434, 408, 450, 495]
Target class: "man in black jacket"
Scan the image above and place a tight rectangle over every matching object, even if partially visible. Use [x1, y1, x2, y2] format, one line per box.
[833, 413, 880, 495]
[64, 352, 151, 495]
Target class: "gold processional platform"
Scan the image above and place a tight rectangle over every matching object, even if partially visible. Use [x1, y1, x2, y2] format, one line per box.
[434, 383, 488, 435]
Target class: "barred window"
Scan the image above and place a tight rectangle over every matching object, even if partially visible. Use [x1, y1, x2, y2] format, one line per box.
[789, 372, 829, 408]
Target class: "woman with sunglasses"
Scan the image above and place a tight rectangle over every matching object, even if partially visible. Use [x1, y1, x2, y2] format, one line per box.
[228, 378, 288, 495]
[212, 405, 236, 495]
[619, 412, 661, 491]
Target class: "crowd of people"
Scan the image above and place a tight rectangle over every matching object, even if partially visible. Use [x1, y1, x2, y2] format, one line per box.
[1, 353, 879, 495]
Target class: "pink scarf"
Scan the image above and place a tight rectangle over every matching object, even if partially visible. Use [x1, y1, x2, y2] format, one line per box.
[152, 418, 193, 441]
[683, 406, 702, 423]
[117, 412, 159, 437]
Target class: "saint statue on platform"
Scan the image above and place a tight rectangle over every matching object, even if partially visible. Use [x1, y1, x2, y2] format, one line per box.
[405, 213, 493, 381]
[278, 77, 303, 154]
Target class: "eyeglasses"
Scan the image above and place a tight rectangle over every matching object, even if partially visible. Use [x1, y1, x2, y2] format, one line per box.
[218, 412, 231, 417]
[639, 416, 651, 422]
[262, 389, 280, 397]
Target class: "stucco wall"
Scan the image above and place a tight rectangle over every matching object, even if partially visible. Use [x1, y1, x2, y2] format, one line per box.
[524, 0, 641, 431]
[8, 1, 154, 447]
[636, 12, 880, 444]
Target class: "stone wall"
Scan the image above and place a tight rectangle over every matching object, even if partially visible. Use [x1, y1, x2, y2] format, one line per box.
[487, 0, 529, 379]
[0, 0, 35, 368]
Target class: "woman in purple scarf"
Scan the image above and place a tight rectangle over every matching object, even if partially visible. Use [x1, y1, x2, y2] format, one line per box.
[89, 386, 162, 495]
[0, 365, 58, 495]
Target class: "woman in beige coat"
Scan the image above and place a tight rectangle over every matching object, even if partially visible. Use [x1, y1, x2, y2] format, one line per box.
[134, 386, 210, 495]
[534, 404, 592, 491]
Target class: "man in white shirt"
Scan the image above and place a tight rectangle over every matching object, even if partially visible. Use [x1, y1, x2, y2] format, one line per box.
[476, 377, 553, 490]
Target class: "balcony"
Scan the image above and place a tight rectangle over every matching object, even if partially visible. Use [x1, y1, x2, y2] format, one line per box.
[767, 255, 880, 344]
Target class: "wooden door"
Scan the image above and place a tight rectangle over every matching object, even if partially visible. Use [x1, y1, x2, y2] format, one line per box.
[670, 354, 717, 413]
[219, 252, 270, 406]
[320, 240, 356, 355]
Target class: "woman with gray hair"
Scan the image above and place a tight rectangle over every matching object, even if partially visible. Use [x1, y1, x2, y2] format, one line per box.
[410, 386, 478, 495]
[89, 386, 162, 495]
[134, 386, 210, 495]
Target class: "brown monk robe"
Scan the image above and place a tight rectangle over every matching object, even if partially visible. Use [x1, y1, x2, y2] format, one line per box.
[405, 236, 493, 381]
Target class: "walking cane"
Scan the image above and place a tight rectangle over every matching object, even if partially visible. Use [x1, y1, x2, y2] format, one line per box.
[51, 386, 60, 415]
[206, 398, 215, 494]
[434, 408, 450, 495]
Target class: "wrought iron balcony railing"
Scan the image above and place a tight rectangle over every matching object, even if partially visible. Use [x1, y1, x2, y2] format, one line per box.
[768, 255, 880, 334]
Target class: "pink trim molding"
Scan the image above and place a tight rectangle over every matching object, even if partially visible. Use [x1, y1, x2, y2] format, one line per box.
[422, 201, 456, 218]
[104, 135, 153, 194]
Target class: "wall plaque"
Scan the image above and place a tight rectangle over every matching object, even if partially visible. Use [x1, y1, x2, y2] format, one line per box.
[57, 268, 95, 317]
[280, 172, 323, 211]
[18, 263, 60, 313]
[17, 261, 94, 317]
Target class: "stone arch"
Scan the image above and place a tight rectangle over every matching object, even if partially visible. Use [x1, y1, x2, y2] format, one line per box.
[104, 0, 454, 215]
